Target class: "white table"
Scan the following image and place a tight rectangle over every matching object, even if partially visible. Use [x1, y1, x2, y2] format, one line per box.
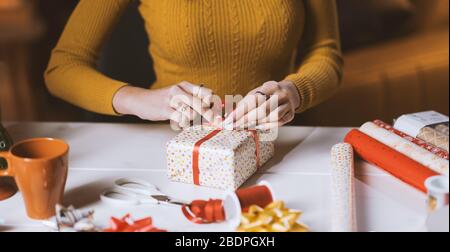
[0, 122, 428, 232]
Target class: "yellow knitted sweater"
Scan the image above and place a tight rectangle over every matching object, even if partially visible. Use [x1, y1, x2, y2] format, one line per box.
[45, 0, 343, 115]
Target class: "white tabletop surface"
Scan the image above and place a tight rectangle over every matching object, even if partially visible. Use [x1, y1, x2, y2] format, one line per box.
[0, 122, 429, 232]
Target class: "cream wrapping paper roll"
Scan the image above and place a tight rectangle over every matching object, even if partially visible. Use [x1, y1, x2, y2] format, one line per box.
[417, 127, 449, 152]
[331, 143, 357, 232]
[373, 120, 448, 160]
[360, 122, 449, 175]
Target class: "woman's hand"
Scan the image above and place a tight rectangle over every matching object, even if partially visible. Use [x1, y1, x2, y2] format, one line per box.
[113, 81, 217, 129]
[223, 81, 300, 130]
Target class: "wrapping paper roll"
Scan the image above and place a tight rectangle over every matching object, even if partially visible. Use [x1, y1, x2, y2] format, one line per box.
[360, 122, 449, 175]
[344, 129, 438, 193]
[330, 143, 357, 232]
[393, 111, 448, 137]
[434, 124, 449, 136]
[373, 120, 449, 160]
[417, 127, 449, 152]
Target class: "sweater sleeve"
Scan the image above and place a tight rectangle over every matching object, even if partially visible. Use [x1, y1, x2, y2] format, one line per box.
[44, 0, 132, 115]
[284, 0, 343, 113]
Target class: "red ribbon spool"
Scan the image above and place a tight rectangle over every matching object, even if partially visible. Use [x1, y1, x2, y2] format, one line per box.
[236, 184, 273, 213]
[182, 181, 275, 225]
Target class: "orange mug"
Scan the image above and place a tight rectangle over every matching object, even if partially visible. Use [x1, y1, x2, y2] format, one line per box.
[0, 138, 69, 219]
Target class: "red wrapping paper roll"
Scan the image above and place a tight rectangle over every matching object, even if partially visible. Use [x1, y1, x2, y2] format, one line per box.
[344, 129, 439, 193]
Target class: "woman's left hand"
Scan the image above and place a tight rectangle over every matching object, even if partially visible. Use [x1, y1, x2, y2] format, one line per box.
[223, 80, 300, 130]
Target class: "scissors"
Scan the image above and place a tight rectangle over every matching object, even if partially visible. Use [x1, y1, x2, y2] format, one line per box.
[100, 178, 189, 207]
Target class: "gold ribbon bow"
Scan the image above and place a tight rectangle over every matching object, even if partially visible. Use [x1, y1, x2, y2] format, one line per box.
[237, 201, 309, 232]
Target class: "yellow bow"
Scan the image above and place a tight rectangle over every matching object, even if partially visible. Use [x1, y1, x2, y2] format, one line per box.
[237, 201, 309, 232]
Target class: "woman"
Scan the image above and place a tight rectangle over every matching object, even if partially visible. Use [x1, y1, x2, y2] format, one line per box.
[45, 0, 343, 129]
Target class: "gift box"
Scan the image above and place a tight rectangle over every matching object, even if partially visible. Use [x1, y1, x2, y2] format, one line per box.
[167, 126, 274, 190]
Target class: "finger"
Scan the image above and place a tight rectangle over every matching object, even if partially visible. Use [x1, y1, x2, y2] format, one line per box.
[169, 86, 188, 109]
[261, 90, 290, 120]
[178, 81, 213, 107]
[246, 81, 279, 96]
[256, 109, 294, 130]
[167, 107, 182, 131]
[225, 81, 284, 126]
[223, 93, 266, 126]
[260, 81, 281, 95]
[281, 108, 295, 123]
[179, 114, 191, 129]
[198, 87, 214, 108]
[175, 97, 201, 122]
[272, 109, 294, 127]
[186, 95, 215, 123]
[171, 93, 215, 123]
[169, 110, 190, 129]
[260, 103, 291, 124]
[228, 95, 257, 128]
[224, 95, 256, 128]
[235, 92, 288, 128]
[208, 96, 225, 127]
[170, 94, 196, 120]
[233, 102, 267, 130]
[237, 94, 283, 128]
[176, 104, 197, 122]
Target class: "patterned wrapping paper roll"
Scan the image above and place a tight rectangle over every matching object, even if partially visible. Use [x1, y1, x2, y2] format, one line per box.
[344, 129, 438, 193]
[434, 124, 449, 136]
[330, 143, 357, 232]
[417, 127, 449, 152]
[360, 122, 449, 175]
[373, 120, 449, 160]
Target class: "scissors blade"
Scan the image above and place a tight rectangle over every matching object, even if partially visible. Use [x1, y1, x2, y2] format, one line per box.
[151, 195, 188, 206]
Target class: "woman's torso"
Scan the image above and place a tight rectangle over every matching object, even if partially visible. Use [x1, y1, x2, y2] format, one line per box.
[139, 0, 305, 97]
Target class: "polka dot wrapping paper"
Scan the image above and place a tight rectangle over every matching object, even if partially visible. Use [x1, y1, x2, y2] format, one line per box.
[330, 143, 357, 232]
[166, 126, 274, 191]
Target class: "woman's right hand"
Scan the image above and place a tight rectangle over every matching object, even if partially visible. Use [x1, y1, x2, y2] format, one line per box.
[112, 82, 217, 129]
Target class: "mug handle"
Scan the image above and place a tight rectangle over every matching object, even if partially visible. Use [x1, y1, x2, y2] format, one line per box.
[0, 151, 13, 177]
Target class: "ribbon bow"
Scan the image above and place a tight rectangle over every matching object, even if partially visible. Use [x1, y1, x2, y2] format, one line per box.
[237, 201, 309, 232]
[103, 214, 167, 232]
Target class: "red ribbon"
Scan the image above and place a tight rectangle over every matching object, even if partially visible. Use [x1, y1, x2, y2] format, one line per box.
[192, 129, 261, 185]
[182, 185, 273, 224]
[181, 199, 226, 224]
[103, 214, 167, 232]
[248, 130, 260, 168]
[192, 129, 222, 185]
